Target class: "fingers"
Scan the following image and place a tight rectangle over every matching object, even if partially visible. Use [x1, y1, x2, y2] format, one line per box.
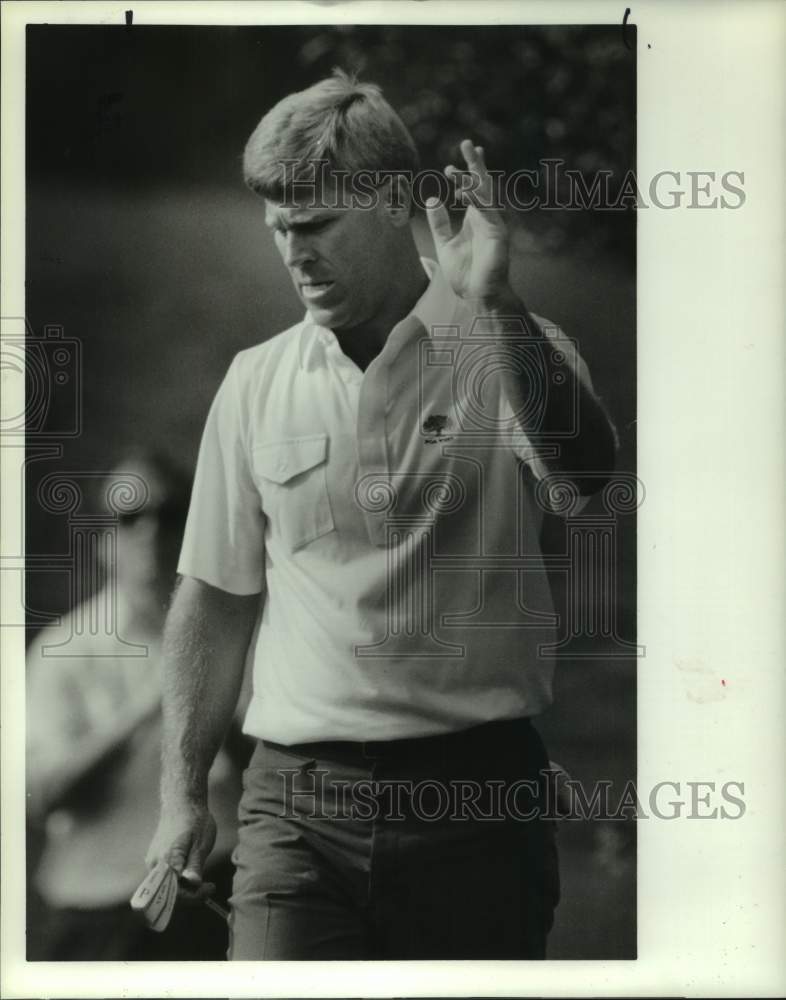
[425, 196, 454, 247]
[178, 875, 216, 906]
[444, 139, 499, 214]
[179, 826, 211, 884]
[145, 809, 216, 884]
[445, 164, 483, 209]
[164, 830, 193, 877]
[181, 848, 204, 886]
[145, 837, 177, 873]
[459, 138, 484, 171]
[137, 813, 220, 931]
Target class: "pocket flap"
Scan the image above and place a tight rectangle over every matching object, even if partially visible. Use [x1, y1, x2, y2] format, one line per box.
[253, 435, 328, 485]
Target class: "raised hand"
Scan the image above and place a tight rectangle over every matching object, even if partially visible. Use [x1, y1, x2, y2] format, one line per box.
[425, 138, 513, 304]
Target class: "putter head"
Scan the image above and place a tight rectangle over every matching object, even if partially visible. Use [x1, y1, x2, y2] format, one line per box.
[130, 860, 178, 932]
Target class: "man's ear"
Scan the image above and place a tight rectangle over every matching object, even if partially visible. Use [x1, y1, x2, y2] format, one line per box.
[379, 175, 412, 227]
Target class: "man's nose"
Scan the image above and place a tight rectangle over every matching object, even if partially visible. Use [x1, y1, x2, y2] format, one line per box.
[282, 232, 317, 268]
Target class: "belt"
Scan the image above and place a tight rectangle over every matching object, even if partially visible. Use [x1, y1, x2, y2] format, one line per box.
[262, 716, 532, 762]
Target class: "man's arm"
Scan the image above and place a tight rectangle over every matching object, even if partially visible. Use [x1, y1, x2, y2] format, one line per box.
[426, 138, 617, 495]
[145, 575, 260, 887]
[474, 288, 617, 493]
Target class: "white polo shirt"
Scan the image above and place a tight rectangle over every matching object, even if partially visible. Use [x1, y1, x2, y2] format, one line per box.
[179, 259, 593, 743]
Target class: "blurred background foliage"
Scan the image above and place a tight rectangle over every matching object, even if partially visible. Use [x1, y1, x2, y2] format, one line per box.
[25, 24, 636, 960]
[27, 24, 635, 258]
[296, 25, 636, 258]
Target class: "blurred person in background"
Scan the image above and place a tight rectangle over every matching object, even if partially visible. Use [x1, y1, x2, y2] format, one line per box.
[26, 452, 248, 961]
[146, 71, 616, 960]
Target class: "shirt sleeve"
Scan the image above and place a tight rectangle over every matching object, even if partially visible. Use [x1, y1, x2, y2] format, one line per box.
[178, 355, 266, 594]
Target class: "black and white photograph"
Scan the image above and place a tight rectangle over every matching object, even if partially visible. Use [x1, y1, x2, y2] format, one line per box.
[1, 1, 784, 997]
[22, 17, 637, 963]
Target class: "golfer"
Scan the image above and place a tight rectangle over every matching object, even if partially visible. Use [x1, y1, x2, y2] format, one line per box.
[146, 70, 616, 959]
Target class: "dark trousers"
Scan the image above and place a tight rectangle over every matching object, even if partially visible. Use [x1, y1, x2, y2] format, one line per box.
[229, 717, 559, 960]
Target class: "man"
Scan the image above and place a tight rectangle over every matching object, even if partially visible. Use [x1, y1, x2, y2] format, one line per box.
[26, 453, 242, 960]
[146, 70, 616, 959]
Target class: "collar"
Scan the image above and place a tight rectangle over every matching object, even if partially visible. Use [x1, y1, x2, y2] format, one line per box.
[298, 257, 459, 370]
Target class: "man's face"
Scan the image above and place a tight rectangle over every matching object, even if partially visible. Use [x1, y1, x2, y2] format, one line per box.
[265, 187, 396, 333]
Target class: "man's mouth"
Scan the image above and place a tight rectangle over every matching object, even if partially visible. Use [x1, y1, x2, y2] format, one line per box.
[300, 281, 335, 301]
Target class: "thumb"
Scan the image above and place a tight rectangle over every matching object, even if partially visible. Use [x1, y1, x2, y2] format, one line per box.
[181, 814, 216, 884]
[181, 835, 206, 884]
[425, 197, 453, 248]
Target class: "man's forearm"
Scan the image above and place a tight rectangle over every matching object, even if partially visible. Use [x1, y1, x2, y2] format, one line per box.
[160, 577, 260, 808]
[476, 288, 617, 491]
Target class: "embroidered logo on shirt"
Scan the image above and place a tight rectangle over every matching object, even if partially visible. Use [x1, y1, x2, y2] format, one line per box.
[422, 413, 454, 443]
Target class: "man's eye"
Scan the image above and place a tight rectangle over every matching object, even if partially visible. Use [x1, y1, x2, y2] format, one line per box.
[305, 219, 335, 233]
[273, 219, 331, 236]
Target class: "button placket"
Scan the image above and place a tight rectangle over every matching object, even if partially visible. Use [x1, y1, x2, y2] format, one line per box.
[355, 354, 392, 547]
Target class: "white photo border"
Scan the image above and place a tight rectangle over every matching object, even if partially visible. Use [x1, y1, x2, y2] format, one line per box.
[2, 1, 784, 997]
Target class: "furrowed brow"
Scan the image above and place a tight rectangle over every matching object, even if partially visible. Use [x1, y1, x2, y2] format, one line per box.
[265, 208, 337, 232]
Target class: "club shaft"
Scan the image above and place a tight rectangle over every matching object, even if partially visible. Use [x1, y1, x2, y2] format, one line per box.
[204, 897, 229, 921]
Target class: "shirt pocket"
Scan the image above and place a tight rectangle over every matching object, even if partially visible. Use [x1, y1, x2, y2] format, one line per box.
[251, 434, 335, 552]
